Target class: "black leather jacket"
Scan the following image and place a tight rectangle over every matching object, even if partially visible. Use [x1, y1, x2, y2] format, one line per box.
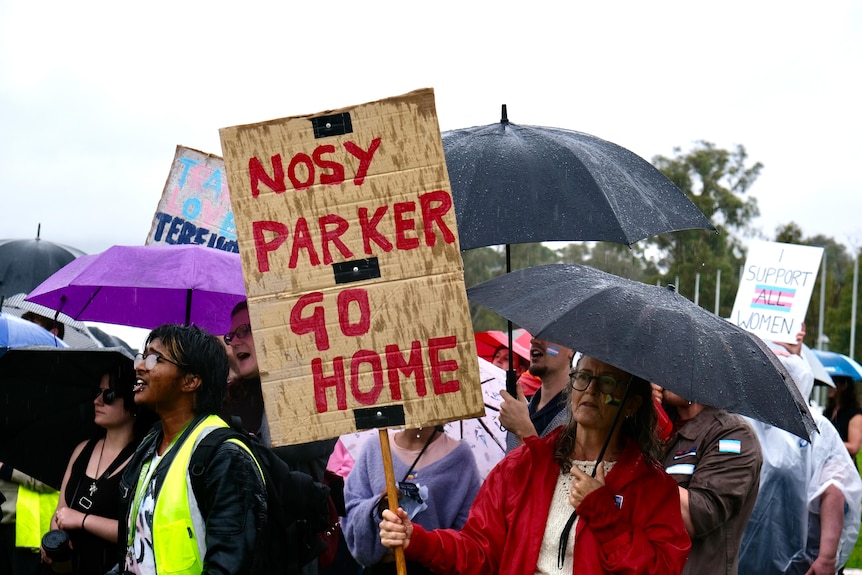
[118, 416, 267, 575]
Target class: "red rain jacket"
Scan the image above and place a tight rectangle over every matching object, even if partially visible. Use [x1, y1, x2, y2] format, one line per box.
[406, 428, 690, 574]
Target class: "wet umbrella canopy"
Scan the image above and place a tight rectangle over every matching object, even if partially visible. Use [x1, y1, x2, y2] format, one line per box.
[443, 107, 716, 395]
[0, 227, 85, 298]
[467, 263, 817, 440]
[0, 346, 133, 488]
[1, 293, 100, 349]
[0, 311, 67, 355]
[26, 244, 246, 334]
[812, 349, 862, 381]
[442, 106, 717, 251]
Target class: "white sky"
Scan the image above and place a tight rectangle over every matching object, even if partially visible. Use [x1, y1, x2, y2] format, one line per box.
[1, 0, 860, 261]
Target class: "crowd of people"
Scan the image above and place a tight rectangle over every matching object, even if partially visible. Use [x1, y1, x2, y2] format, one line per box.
[3, 302, 862, 575]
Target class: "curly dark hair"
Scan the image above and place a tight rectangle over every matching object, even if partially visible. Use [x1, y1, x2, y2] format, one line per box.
[145, 324, 228, 415]
[553, 357, 661, 473]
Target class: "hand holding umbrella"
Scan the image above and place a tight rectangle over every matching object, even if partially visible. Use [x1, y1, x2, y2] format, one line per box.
[568, 463, 606, 510]
[498, 383, 534, 440]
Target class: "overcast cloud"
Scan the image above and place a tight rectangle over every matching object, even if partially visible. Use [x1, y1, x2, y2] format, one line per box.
[2, 0, 860, 256]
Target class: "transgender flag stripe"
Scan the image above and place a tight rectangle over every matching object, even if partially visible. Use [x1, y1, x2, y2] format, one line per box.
[751, 284, 795, 312]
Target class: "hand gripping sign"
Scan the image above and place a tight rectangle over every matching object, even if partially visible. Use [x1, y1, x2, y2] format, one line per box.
[219, 89, 484, 447]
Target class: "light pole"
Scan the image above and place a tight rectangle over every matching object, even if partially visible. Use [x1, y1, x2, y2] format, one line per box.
[851, 250, 858, 359]
[818, 252, 827, 350]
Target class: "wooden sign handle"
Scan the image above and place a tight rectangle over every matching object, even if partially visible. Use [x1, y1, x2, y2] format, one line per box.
[379, 429, 408, 575]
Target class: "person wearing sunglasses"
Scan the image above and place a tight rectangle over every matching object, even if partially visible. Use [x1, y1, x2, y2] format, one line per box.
[44, 358, 156, 575]
[379, 355, 690, 574]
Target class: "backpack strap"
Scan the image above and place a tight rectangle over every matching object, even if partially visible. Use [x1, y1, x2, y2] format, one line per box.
[188, 427, 263, 516]
[189, 428, 234, 480]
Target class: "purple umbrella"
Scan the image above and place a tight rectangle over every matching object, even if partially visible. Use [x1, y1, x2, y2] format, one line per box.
[26, 244, 246, 335]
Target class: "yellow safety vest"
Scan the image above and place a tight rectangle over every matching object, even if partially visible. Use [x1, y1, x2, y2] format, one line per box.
[15, 486, 59, 548]
[150, 415, 245, 575]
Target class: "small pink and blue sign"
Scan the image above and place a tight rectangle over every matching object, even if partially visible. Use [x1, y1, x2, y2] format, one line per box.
[146, 146, 238, 252]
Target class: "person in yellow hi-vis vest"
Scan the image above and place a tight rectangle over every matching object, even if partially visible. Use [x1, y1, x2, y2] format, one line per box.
[118, 324, 266, 575]
[0, 465, 57, 575]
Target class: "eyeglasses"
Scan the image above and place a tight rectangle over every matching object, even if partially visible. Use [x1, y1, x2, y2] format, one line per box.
[94, 387, 119, 405]
[135, 352, 185, 371]
[569, 371, 624, 394]
[224, 323, 252, 345]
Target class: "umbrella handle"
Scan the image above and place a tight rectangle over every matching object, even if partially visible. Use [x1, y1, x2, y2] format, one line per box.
[504, 245, 518, 397]
[506, 368, 518, 398]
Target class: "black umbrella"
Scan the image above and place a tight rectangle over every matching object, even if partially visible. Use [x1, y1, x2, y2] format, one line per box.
[0, 225, 85, 298]
[467, 263, 817, 440]
[443, 106, 716, 250]
[443, 106, 716, 393]
[86, 326, 136, 355]
[0, 346, 134, 489]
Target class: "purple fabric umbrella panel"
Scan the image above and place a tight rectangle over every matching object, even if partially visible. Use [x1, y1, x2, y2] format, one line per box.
[25, 244, 246, 335]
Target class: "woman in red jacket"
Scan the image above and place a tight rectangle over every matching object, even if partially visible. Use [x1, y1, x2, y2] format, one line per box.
[380, 355, 691, 574]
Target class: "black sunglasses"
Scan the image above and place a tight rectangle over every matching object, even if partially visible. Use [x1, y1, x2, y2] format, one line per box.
[94, 387, 119, 405]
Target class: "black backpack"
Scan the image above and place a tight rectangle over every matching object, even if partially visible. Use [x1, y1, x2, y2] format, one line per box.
[189, 422, 331, 575]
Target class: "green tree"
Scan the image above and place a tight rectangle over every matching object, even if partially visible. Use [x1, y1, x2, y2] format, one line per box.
[462, 246, 506, 331]
[462, 242, 561, 331]
[649, 142, 762, 316]
[833, 247, 862, 359]
[556, 242, 590, 265]
[774, 222, 805, 245]
[775, 223, 856, 355]
[558, 242, 654, 281]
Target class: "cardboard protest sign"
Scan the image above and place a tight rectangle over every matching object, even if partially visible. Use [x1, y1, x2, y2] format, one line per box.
[146, 145, 238, 252]
[219, 89, 483, 445]
[730, 239, 824, 344]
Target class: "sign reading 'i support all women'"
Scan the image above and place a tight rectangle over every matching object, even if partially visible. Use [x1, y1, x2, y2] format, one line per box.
[730, 239, 824, 344]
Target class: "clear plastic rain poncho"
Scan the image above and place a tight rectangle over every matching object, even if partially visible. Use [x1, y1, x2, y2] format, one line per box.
[739, 353, 862, 574]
